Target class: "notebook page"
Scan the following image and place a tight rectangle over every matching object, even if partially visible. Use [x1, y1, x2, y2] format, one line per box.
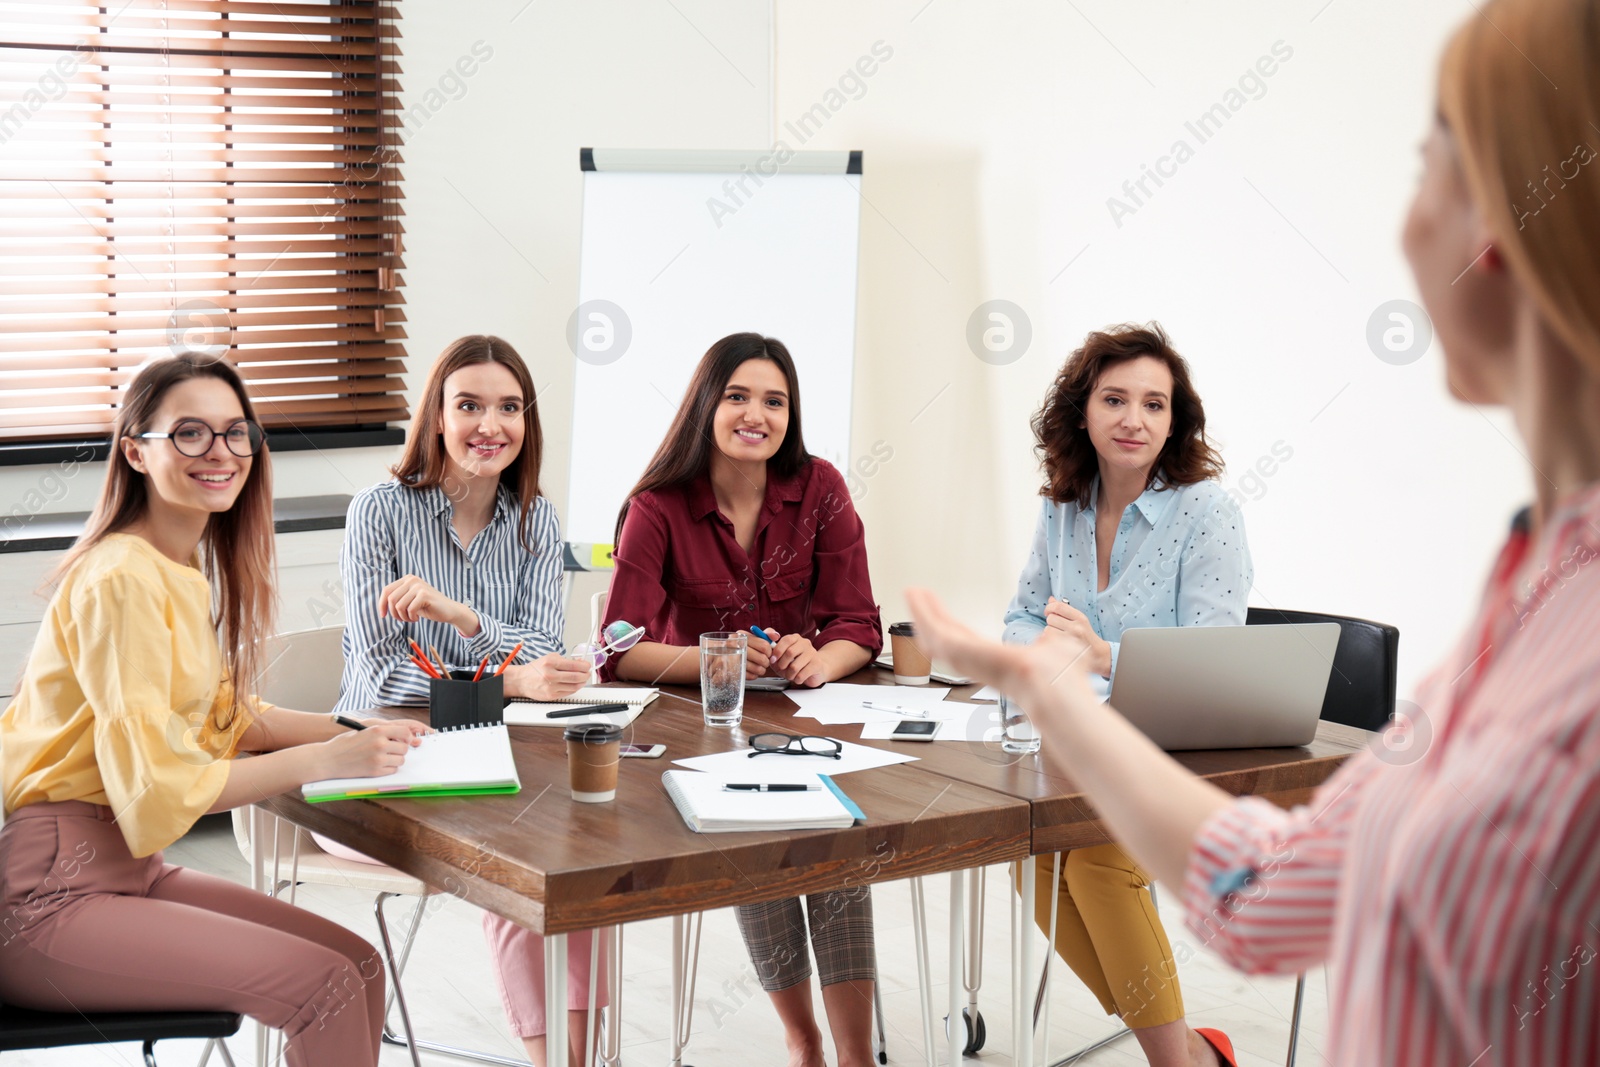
[302, 724, 518, 798]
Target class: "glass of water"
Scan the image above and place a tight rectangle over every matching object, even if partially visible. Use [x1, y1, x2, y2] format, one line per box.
[999, 692, 1041, 754]
[699, 631, 747, 728]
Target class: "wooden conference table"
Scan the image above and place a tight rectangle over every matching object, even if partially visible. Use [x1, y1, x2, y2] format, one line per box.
[260, 670, 1365, 1067]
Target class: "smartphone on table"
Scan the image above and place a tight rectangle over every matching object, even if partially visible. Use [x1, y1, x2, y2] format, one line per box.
[890, 720, 939, 742]
[619, 743, 666, 758]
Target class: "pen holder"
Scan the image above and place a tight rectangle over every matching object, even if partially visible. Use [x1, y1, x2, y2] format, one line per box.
[429, 670, 504, 730]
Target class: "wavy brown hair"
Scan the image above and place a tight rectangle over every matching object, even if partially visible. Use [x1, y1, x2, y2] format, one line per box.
[614, 332, 809, 543]
[51, 352, 276, 731]
[391, 335, 545, 552]
[1032, 323, 1223, 507]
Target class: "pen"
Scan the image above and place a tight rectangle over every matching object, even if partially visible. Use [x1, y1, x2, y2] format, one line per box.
[722, 783, 821, 792]
[749, 625, 775, 643]
[333, 715, 368, 731]
[542, 703, 629, 719]
[861, 700, 929, 718]
[495, 641, 525, 676]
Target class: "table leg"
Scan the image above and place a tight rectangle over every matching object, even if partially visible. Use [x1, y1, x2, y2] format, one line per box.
[668, 913, 702, 1067]
[1016, 856, 1035, 1067]
[249, 807, 269, 1067]
[947, 870, 964, 1067]
[1041, 852, 1061, 1067]
[546, 932, 568, 1067]
[908, 878, 936, 1067]
[583, 928, 601, 1067]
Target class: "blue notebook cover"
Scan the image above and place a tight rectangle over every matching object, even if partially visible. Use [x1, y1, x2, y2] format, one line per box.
[818, 775, 866, 824]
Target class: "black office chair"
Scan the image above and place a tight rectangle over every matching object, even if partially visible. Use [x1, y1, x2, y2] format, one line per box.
[0, 1004, 241, 1066]
[1246, 607, 1399, 732]
[1248, 606, 1398, 1067]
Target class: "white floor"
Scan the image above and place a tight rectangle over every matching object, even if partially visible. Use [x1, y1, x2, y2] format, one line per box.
[8, 813, 1329, 1067]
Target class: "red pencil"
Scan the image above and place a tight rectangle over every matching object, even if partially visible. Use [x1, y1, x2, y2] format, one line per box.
[494, 641, 524, 676]
[410, 654, 440, 678]
[471, 655, 491, 682]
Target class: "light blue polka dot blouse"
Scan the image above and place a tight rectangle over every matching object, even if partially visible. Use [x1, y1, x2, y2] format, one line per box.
[1001, 475, 1254, 677]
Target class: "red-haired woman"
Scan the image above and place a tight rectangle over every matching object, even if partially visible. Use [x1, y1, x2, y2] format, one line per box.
[334, 335, 602, 1067]
[911, 1, 1600, 1064]
[0, 352, 427, 1066]
[1002, 323, 1252, 1067]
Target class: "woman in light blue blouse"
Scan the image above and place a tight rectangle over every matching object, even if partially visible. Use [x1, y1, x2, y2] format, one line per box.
[334, 335, 603, 1067]
[1003, 324, 1250, 1067]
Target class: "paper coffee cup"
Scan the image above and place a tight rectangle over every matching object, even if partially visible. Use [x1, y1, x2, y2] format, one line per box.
[564, 723, 622, 803]
[888, 622, 932, 685]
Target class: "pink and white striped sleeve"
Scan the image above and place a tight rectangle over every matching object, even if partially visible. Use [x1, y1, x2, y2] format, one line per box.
[1181, 755, 1371, 976]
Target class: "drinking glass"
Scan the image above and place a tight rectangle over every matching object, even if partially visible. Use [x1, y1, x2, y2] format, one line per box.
[699, 632, 747, 727]
[999, 692, 1041, 754]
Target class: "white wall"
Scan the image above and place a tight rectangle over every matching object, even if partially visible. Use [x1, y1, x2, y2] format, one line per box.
[2, 0, 1529, 701]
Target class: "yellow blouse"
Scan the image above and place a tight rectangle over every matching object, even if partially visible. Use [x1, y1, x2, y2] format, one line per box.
[2, 533, 268, 857]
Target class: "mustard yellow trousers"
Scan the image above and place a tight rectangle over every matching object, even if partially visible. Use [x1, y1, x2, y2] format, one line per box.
[1016, 843, 1185, 1028]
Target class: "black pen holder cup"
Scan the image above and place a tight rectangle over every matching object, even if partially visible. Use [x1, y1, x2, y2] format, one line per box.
[429, 670, 504, 730]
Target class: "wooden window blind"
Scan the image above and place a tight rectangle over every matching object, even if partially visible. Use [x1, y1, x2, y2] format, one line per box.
[0, 0, 407, 446]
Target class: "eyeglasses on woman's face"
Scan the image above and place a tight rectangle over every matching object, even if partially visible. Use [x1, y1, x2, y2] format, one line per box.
[132, 418, 265, 458]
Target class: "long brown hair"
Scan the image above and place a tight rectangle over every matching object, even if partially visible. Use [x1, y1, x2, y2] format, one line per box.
[390, 335, 546, 552]
[615, 332, 809, 543]
[1438, 0, 1600, 371]
[51, 352, 276, 730]
[1031, 323, 1224, 508]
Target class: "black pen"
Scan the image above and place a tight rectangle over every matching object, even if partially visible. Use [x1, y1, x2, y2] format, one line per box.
[333, 715, 368, 732]
[543, 703, 630, 719]
[721, 783, 821, 792]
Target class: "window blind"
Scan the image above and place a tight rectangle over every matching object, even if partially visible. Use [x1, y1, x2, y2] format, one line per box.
[0, 0, 407, 444]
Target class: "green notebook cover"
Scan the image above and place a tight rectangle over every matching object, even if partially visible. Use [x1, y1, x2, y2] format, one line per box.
[305, 783, 521, 803]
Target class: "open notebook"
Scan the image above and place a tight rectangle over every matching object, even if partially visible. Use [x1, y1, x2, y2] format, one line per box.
[503, 686, 659, 728]
[662, 770, 864, 833]
[301, 723, 521, 802]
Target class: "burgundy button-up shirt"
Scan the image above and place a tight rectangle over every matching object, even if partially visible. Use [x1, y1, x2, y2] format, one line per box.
[600, 458, 883, 681]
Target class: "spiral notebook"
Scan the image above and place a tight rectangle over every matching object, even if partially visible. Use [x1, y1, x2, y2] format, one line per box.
[503, 686, 659, 727]
[301, 722, 521, 802]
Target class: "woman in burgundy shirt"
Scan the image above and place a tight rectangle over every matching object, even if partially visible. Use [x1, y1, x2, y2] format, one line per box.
[603, 333, 883, 1067]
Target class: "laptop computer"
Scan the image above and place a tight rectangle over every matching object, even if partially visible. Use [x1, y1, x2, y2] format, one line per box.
[1107, 623, 1341, 750]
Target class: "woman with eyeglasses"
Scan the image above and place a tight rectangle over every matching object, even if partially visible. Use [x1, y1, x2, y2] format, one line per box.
[903, 1, 1600, 1063]
[0, 352, 427, 1066]
[332, 334, 603, 1067]
[601, 333, 884, 1067]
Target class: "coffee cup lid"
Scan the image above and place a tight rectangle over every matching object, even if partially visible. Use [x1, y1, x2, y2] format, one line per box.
[564, 722, 623, 743]
[888, 621, 916, 637]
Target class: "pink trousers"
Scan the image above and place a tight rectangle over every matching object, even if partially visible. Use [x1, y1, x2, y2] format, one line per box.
[0, 802, 384, 1067]
[315, 830, 608, 1039]
[481, 913, 609, 1039]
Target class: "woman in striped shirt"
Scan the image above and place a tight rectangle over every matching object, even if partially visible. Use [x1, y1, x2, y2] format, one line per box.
[904, 1, 1600, 1064]
[334, 335, 603, 1067]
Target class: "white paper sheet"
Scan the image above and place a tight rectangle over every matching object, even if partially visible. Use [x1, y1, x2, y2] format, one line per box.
[785, 683, 952, 723]
[671, 738, 918, 780]
[953, 676, 1111, 706]
[860, 704, 999, 741]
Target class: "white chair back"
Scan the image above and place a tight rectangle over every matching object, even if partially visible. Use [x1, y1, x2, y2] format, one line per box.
[234, 625, 345, 857]
[260, 624, 346, 712]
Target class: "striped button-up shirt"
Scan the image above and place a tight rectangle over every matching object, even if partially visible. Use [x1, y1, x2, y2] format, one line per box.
[333, 480, 564, 713]
[1001, 476, 1252, 673]
[1182, 481, 1600, 1066]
